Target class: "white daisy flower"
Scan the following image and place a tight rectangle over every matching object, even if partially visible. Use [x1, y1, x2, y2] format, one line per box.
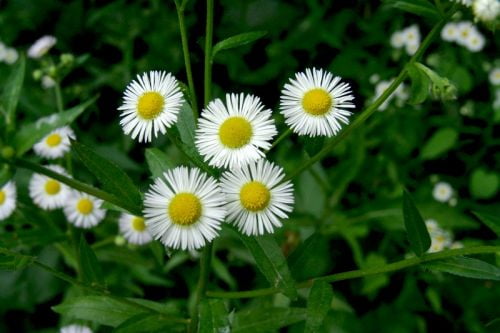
[220, 159, 294, 236]
[119, 213, 153, 245]
[280, 68, 355, 137]
[454, 0, 472, 6]
[41, 75, 56, 89]
[402, 25, 421, 54]
[390, 31, 405, 48]
[465, 29, 485, 52]
[472, 0, 500, 23]
[405, 43, 419, 55]
[4, 48, 19, 64]
[455, 21, 476, 47]
[63, 191, 106, 228]
[425, 219, 440, 234]
[28, 35, 57, 59]
[489, 68, 500, 85]
[144, 167, 226, 250]
[433, 181, 453, 203]
[29, 165, 70, 210]
[441, 22, 459, 42]
[33, 126, 75, 159]
[0, 181, 17, 220]
[60, 324, 93, 333]
[429, 230, 453, 253]
[195, 93, 277, 169]
[119, 71, 184, 143]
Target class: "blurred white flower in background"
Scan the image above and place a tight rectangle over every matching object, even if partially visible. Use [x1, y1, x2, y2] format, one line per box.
[472, 0, 500, 23]
[373, 79, 409, 111]
[28, 35, 57, 58]
[489, 67, 500, 85]
[441, 23, 459, 42]
[390, 25, 421, 55]
[433, 181, 454, 203]
[41, 75, 56, 89]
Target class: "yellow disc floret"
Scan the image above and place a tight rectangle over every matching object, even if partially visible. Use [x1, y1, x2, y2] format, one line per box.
[137, 92, 165, 120]
[302, 88, 333, 116]
[168, 193, 202, 226]
[46, 134, 62, 147]
[77, 198, 93, 215]
[240, 181, 271, 212]
[131, 216, 146, 231]
[0, 190, 5, 205]
[44, 180, 61, 195]
[218, 117, 253, 148]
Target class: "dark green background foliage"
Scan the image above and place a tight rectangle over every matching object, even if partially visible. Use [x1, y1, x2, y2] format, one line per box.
[0, 0, 499, 332]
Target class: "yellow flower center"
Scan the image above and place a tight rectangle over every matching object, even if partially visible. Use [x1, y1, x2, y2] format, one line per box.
[46, 133, 62, 147]
[131, 217, 146, 231]
[44, 180, 61, 195]
[218, 117, 253, 148]
[168, 193, 202, 226]
[0, 190, 5, 205]
[240, 181, 271, 212]
[302, 88, 333, 116]
[137, 92, 164, 120]
[76, 198, 93, 215]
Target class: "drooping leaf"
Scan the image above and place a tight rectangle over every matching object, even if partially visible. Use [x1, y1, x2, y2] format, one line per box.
[2, 55, 25, 132]
[78, 235, 105, 286]
[13, 97, 97, 156]
[175, 102, 197, 148]
[71, 140, 142, 214]
[212, 31, 267, 59]
[145, 148, 175, 179]
[424, 256, 500, 281]
[407, 63, 430, 105]
[473, 211, 500, 237]
[199, 299, 230, 333]
[384, 0, 440, 21]
[0, 248, 35, 271]
[470, 169, 499, 199]
[420, 127, 458, 160]
[402, 190, 431, 256]
[304, 281, 333, 333]
[114, 313, 185, 333]
[232, 307, 306, 333]
[238, 233, 297, 299]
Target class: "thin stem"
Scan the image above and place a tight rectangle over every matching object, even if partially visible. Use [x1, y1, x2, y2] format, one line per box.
[189, 243, 213, 333]
[282, 9, 453, 183]
[265, 128, 292, 154]
[204, 0, 214, 106]
[54, 81, 64, 113]
[13, 158, 141, 215]
[175, 0, 199, 118]
[206, 245, 500, 299]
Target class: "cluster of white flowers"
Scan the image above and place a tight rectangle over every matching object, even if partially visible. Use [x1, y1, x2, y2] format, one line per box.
[425, 219, 463, 253]
[432, 181, 456, 206]
[0, 41, 19, 65]
[472, 0, 500, 23]
[390, 25, 421, 55]
[372, 78, 409, 111]
[441, 21, 485, 52]
[118, 68, 354, 249]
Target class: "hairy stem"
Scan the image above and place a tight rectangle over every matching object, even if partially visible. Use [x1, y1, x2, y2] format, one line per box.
[206, 245, 500, 299]
[189, 244, 213, 332]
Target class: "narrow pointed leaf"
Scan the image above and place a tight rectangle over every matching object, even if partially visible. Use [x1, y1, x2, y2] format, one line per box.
[384, 0, 440, 20]
[473, 211, 500, 237]
[402, 190, 431, 256]
[0, 248, 35, 271]
[175, 102, 196, 148]
[212, 31, 267, 58]
[78, 235, 105, 286]
[145, 148, 175, 179]
[305, 281, 333, 333]
[114, 313, 185, 333]
[2, 55, 25, 131]
[199, 299, 230, 333]
[232, 307, 306, 333]
[424, 256, 500, 281]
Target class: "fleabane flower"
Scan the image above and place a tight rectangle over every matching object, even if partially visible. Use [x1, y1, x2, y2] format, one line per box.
[28, 35, 56, 58]
[433, 181, 454, 203]
[220, 159, 294, 236]
[60, 324, 93, 333]
[119, 213, 153, 245]
[63, 191, 106, 228]
[425, 219, 453, 253]
[489, 67, 500, 85]
[29, 165, 70, 210]
[280, 68, 355, 137]
[454, 0, 472, 6]
[402, 25, 421, 55]
[0, 181, 17, 220]
[119, 71, 184, 142]
[33, 126, 75, 159]
[390, 31, 405, 48]
[472, 0, 500, 23]
[195, 93, 277, 169]
[441, 22, 459, 42]
[144, 167, 226, 250]
[465, 29, 486, 52]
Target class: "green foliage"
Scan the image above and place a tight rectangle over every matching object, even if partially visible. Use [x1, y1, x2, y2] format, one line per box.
[198, 299, 230, 333]
[78, 235, 105, 287]
[145, 148, 175, 179]
[384, 0, 440, 20]
[420, 127, 458, 160]
[305, 281, 334, 333]
[232, 307, 307, 332]
[0, 248, 35, 271]
[470, 169, 499, 199]
[408, 63, 431, 104]
[402, 190, 431, 256]
[1, 55, 25, 133]
[212, 31, 267, 59]
[425, 256, 500, 281]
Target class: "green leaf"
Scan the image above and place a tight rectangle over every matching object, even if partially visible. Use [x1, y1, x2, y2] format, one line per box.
[304, 281, 333, 333]
[302, 136, 325, 157]
[384, 0, 440, 20]
[402, 190, 431, 256]
[114, 313, 184, 333]
[232, 307, 306, 333]
[0, 248, 35, 271]
[72, 140, 142, 214]
[212, 31, 267, 59]
[288, 234, 332, 281]
[175, 102, 196, 148]
[473, 211, 500, 237]
[78, 235, 105, 286]
[420, 127, 458, 160]
[0, 164, 14, 188]
[238, 233, 297, 299]
[425, 256, 500, 281]
[407, 63, 430, 105]
[2, 55, 25, 131]
[145, 148, 175, 179]
[414, 63, 457, 101]
[13, 97, 96, 156]
[199, 299, 230, 333]
[470, 169, 499, 199]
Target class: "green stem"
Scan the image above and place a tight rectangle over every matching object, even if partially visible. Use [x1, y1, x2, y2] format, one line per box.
[175, 0, 199, 118]
[13, 158, 141, 215]
[265, 128, 292, 154]
[206, 245, 500, 299]
[54, 81, 64, 113]
[204, 0, 214, 106]
[189, 243, 213, 333]
[282, 10, 453, 183]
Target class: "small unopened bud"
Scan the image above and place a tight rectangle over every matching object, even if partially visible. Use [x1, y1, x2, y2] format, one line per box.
[114, 235, 126, 246]
[32, 69, 43, 81]
[1, 146, 15, 160]
[60, 53, 74, 66]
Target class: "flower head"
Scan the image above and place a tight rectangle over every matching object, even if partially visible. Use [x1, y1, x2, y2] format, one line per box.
[63, 191, 106, 228]
[441, 22, 459, 42]
[119, 213, 153, 245]
[195, 93, 277, 169]
[220, 159, 294, 236]
[280, 68, 355, 137]
[28, 35, 56, 58]
[29, 165, 70, 210]
[60, 324, 93, 333]
[119, 71, 184, 142]
[472, 0, 500, 23]
[433, 181, 453, 203]
[144, 167, 226, 250]
[0, 181, 17, 220]
[33, 126, 75, 159]
[489, 67, 500, 85]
